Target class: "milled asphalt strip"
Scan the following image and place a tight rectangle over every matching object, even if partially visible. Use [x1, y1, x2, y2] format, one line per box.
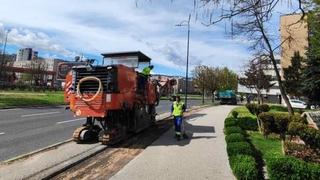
[21, 111, 60, 117]
[0, 132, 5, 135]
[56, 118, 86, 124]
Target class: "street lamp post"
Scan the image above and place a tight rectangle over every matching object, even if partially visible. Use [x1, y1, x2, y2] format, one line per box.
[1, 29, 9, 80]
[176, 14, 191, 109]
[2, 30, 9, 62]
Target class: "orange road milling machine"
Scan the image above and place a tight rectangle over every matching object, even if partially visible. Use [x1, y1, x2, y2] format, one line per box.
[63, 51, 159, 144]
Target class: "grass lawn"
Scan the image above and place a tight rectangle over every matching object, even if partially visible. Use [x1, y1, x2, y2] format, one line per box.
[0, 91, 65, 108]
[248, 131, 284, 160]
[232, 106, 256, 118]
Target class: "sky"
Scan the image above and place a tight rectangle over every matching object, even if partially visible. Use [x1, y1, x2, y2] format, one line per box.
[0, 0, 297, 76]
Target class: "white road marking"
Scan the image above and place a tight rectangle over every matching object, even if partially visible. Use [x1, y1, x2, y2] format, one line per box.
[0, 108, 21, 112]
[21, 111, 60, 117]
[0, 132, 5, 135]
[56, 118, 86, 125]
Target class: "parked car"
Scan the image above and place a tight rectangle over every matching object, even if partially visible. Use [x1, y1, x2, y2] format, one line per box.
[285, 99, 307, 109]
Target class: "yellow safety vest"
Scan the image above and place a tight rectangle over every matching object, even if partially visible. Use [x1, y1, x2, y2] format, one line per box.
[172, 101, 184, 116]
[142, 67, 151, 76]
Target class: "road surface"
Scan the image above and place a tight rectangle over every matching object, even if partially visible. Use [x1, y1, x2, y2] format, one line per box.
[0, 100, 206, 162]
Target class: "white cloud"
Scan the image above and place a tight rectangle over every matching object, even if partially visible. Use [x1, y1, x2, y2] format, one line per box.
[7, 28, 75, 56]
[0, 0, 255, 74]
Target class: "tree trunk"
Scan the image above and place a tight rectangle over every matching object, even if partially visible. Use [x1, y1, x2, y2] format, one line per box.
[257, 117, 262, 133]
[211, 90, 215, 103]
[256, 88, 262, 105]
[202, 86, 205, 105]
[255, 13, 294, 115]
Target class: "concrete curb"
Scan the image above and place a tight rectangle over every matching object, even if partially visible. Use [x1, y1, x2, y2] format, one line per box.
[1, 139, 73, 165]
[31, 145, 108, 180]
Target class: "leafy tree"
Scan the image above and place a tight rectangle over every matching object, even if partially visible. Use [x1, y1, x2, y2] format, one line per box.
[192, 65, 207, 103]
[193, 65, 237, 102]
[239, 58, 273, 104]
[283, 51, 304, 98]
[302, 2, 320, 104]
[218, 67, 238, 91]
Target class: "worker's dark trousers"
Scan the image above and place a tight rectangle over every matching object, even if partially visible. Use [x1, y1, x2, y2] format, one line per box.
[174, 116, 182, 135]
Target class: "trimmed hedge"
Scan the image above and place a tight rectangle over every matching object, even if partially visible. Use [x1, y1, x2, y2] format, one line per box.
[290, 114, 308, 124]
[246, 103, 259, 115]
[232, 111, 239, 118]
[225, 126, 244, 135]
[227, 142, 254, 156]
[238, 117, 258, 131]
[258, 104, 270, 113]
[288, 122, 320, 150]
[225, 117, 238, 128]
[268, 156, 320, 180]
[246, 103, 270, 115]
[224, 113, 259, 180]
[225, 133, 246, 143]
[230, 155, 259, 180]
[258, 112, 291, 139]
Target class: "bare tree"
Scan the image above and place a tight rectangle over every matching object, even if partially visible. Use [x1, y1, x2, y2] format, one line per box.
[192, 0, 309, 115]
[192, 65, 207, 103]
[29, 60, 48, 87]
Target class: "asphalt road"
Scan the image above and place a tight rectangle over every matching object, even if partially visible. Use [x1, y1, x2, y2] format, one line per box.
[0, 100, 206, 162]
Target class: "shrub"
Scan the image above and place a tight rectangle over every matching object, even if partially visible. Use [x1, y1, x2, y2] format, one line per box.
[225, 120, 237, 128]
[258, 112, 290, 139]
[289, 114, 308, 124]
[227, 142, 254, 156]
[225, 117, 236, 122]
[232, 111, 239, 118]
[273, 113, 290, 140]
[258, 104, 270, 113]
[288, 122, 307, 136]
[246, 103, 259, 115]
[288, 122, 320, 150]
[225, 117, 237, 128]
[225, 126, 244, 135]
[225, 133, 246, 143]
[229, 155, 258, 180]
[258, 112, 275, 137]
[238, 117, 258, 131]
[267, 156, 320, 180]
[300, 127, 320, 150]
[285, 142, 320, 163]
[246, 103, 270, 116]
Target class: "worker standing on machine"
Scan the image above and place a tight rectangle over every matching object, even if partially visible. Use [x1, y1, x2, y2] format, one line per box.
[171, 95, 187, 140]
[140, 65, 153, 93]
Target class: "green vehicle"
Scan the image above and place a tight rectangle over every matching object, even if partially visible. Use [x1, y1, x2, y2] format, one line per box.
[218, 90, 237, 105]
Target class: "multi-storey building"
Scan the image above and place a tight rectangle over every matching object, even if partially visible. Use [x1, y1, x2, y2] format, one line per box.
[15, 48, 37, 61]
[280, 14, 308, 71]
[238, 56, 282, 104]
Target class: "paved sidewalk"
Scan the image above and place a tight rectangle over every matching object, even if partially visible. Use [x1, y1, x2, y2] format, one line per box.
[111, 105, 236, 180]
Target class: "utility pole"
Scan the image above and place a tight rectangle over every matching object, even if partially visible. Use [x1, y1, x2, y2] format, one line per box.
[176, 14, 191, 109]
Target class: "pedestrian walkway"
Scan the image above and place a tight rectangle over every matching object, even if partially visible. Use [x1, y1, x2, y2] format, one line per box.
[111, 106, 236, 180]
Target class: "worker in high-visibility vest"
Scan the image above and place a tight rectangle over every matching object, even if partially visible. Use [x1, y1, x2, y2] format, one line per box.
[141, 65, 153, 77]
[139, 65, 153, 94]
[171, 95, 187, 140]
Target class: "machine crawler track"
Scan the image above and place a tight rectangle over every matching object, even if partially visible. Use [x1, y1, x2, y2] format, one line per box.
[72, 126, 88, 142]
